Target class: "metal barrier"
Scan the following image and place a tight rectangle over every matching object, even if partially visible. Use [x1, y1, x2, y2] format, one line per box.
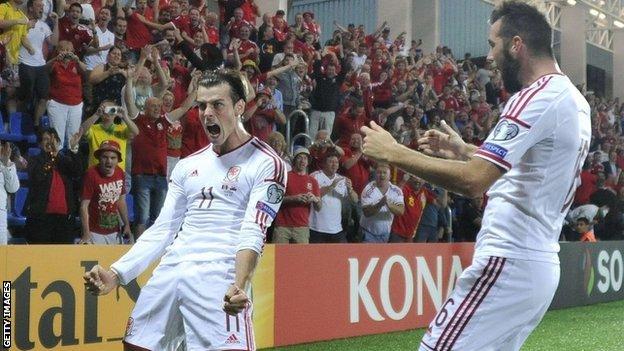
[289, 133, 313, 155]
[285, 109, 309, 148]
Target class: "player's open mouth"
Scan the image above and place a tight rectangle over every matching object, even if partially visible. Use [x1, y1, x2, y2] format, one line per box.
[206, 123, 221, 138]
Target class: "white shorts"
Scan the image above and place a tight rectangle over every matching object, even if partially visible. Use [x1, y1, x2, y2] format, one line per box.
[124, 260, 255, 351]
[90, 231, 120, 245]
[420, 256, 559, 351]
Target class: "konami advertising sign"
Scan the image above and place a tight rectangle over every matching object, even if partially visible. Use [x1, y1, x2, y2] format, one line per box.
[272, 244, 475, 346]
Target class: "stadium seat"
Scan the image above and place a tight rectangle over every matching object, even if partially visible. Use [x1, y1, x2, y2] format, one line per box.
[8, 187, 28, 227]
[1, 111, 23, 142]
[7, 112, 37, 143]
[40, 115, 50, 128]
[7, 237, 27, 244]
[27, 147, 41, 157]
[17, 171, 28, 181]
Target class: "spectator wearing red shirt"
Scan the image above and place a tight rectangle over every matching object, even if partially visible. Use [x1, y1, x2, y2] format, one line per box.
[183, 8, 207, 45]
[202, 11, 220, 45]
[440, 86, 460, 112]
[389, 175, 436, 242]
[340, 133, 372, 242]
[161, 83, 197, 179]
[79, 140, 131, 244]
[273, 147, 320, 243]
[294, 32, 316, 68]
[358, 72, 375, 121]
[574, 161, 598, 206]
[242, 88, 285, 142]
[239, 0, 258, 26]
[428, 55, 456, 94]
[24, 128, 84, 244]
[335, 100, 369, 148]
[168, 0, 191, 37]
[301, 11, 320, 41]
[227, 25, 258, 63]
[126, 94, 170, 237]
[340, 133, 371, 197]
[59, 3, 94, 58]
[124, 0, 174, 62]
[271, 10, 288, 42]
[372, 71, 393, 108]
[47, 41, 87, 148]
[180, 107, 209, 158]
[226, 7, 251, 39]
[309, 129, 344, 171]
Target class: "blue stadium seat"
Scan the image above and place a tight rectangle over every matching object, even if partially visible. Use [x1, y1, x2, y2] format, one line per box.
[40, 115, 50, 128]
[1, 111, 23, 142]
[17, 171, 28, 181]
[8, 187, 28, 227]
[126, 194, 134, 223]
[8, 112, 37, 143]
[27, 147, 41, 157]
[8, 237, 27, 244]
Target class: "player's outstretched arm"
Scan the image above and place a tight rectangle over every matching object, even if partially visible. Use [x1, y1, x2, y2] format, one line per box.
[108, 165, 188, 285]
[417, 120, 477, 161]
[361, 121, 502, 198]
[84, 265, 119, 295]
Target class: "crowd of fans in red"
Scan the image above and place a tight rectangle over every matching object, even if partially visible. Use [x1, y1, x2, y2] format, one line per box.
[0, 0, 621, 245]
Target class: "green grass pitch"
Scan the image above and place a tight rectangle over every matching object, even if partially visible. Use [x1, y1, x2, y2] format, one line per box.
[265, 299, 624, 350]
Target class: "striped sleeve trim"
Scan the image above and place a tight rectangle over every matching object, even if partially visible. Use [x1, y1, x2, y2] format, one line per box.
[474, 150, 511, 171]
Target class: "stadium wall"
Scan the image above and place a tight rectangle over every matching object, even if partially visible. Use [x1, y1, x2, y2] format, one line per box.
[2, 242, 623, 350]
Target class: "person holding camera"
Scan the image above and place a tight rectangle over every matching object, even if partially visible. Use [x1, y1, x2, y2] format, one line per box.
[75, 100, 139, 173]
[46, 40, 87, 148]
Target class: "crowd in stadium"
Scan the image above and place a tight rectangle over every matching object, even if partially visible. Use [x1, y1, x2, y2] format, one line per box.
[0, 0, 622, 245]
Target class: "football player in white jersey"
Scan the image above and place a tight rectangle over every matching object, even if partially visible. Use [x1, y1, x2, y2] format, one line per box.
[83, 70, 287, 351]
[361, 2, 590, 350]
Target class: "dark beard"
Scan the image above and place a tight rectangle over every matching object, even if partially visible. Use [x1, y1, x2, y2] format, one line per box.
[501, 50, 523, 94]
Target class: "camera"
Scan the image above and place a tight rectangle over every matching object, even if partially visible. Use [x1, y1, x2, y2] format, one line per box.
[104, 106, 122, 115]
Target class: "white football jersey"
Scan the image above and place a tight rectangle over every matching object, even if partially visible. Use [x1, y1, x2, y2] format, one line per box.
[112, 137, 287, 284]
[473, 74, 591, 263]
[309, 171, 348, 234]
[359, 181, 404, 235]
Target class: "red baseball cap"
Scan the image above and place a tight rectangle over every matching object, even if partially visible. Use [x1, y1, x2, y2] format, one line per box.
[94, 140, 123, 161]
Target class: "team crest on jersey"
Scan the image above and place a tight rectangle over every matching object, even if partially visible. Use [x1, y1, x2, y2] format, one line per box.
[225, 166, 242, 182]
[492, 120, 519, 141]
[306, 182, 313, 191]
[125, 317, 134, 336]
[221, 166, 241, 195]
[266, 184, 284, 204]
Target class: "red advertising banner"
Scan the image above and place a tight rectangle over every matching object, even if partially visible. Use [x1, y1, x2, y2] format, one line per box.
[273, 243, 475, 346]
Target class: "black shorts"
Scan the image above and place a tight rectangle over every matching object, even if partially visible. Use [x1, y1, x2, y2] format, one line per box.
[18, 63, 49, 102]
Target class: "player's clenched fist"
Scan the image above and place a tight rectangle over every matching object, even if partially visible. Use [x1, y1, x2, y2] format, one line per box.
[223, 284, 249, 315]
[360, 121, 397, 163]
[84, 264, 120, 295]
